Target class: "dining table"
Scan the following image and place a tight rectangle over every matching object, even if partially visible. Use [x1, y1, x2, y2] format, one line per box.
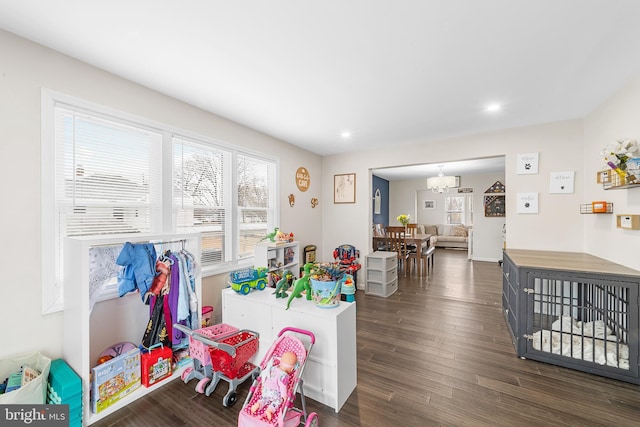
[372, 233, 433, 254]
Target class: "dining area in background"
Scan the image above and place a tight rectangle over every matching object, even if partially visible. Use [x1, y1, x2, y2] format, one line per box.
[372, 224, 433, 278]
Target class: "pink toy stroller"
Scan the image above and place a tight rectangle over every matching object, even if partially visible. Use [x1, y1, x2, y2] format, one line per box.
[174, 323, 260, 407]
[238, 327, 319, 427]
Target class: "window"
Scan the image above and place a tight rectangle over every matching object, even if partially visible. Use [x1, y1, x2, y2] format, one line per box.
[42, 90, 277, 313]
[444, 194, 473, 225]
[445, 196, 463, 224]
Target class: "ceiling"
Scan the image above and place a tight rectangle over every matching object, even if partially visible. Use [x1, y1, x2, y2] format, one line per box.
[373, 156, 505, 181]
[2, 1, 640, 160]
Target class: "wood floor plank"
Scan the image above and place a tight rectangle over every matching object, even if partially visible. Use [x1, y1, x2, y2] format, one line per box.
[91, 249, 640, 427]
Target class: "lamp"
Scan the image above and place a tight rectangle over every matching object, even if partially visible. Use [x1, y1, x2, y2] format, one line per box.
[427, 166, 457, 193]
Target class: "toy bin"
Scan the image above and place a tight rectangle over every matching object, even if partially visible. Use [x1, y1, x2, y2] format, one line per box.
[310, 278, 341, 308]
[0, 351, 51, 404]
[141, 343, 173, 387]
[188, 323, 239, 367]
[210, 330, 259, 379]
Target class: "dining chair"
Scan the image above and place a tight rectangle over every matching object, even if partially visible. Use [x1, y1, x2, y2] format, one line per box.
[373, 224, 389, 251]
[405, 223, 418, 252]
[385, 226, 408, 274]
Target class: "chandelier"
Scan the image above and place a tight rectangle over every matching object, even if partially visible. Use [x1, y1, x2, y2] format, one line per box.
[427, 165, 457, 193]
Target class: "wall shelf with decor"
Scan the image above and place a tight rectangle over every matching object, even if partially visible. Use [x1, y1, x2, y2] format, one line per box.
[616, 214, 640, 230]
[580, 202, 613, 214]
[602, 173, 640, 190]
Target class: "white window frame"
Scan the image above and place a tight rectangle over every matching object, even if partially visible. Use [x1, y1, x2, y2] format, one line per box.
[444, 193, 473, 225]
[41, 89, 279, 314]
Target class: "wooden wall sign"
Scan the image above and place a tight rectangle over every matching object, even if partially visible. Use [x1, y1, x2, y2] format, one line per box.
[296, 167, 310, 192]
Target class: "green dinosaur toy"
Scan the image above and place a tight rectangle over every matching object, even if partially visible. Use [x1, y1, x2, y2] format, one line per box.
[285, 262, 315, 310]
[259, 227, 279, 243]
[273, 270, 292, 298]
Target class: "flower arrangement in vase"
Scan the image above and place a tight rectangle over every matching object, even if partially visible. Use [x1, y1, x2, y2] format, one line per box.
[601, 139, 640, 185]
[396, 214, 411, 227]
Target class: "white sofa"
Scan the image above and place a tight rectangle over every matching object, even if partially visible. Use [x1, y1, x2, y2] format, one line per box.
[418, 224, 470, 249]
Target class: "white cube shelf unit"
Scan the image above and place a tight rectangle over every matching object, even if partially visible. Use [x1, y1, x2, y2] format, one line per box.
[254, 241, 300, 277]
[365, 251, 398, 297]
[63, 232, 201, 425]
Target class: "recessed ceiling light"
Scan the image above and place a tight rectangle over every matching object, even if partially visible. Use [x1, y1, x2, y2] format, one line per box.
[486, 103, 501, 112]
[341, 131, 351, 139]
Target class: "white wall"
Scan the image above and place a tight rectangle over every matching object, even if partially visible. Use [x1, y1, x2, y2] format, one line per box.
[469, 173, 507, 262]
[0, 29, 323, 359]
[583, 74, 640, 268]
[321, 120, 586, 266]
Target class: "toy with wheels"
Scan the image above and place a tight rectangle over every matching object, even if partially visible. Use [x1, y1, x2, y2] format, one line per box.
[174, 323, 260, 407]
[239, 327, 318, 426]
[229, 267, 269, 295]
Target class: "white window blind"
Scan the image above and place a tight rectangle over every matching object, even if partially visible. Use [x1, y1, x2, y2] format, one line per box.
[237, 154, 275, 260]
[173, 136, 231, 266]
[52, 106, 162, 309]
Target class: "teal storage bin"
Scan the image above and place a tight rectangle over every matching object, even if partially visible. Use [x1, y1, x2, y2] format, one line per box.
[47, 359, 82, 427]
[48, 359, 81, 399]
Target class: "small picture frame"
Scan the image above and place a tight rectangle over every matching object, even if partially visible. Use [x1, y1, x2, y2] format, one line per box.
[423, 200, 436, 209]
[516, 152, 539, 175]
[334, 173, 356, 204]
[549, 171, 575, 194]
[517, 192, 539, 214]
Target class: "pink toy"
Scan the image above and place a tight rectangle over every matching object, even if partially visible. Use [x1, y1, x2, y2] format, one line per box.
[239, 328, 319, 427]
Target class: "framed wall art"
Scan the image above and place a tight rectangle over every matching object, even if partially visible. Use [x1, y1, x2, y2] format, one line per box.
[516, 152, 539, 175]
[334, 173, 356, 204]
[517, 192, 539, 214]
[484, 195, 505, 217]
[423, 200, 436, 209]
[549, 171, 574, 194]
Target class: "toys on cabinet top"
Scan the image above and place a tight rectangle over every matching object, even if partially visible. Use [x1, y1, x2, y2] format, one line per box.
[229, 267, 269, 295]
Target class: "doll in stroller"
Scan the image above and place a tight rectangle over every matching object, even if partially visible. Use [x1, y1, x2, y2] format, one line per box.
[250, 351, 297, 421]
[239, 327, 319, 427]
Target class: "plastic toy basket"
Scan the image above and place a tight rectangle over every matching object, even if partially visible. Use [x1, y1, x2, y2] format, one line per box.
[210, 330, 259, 379]
[189, 323, 238, 367]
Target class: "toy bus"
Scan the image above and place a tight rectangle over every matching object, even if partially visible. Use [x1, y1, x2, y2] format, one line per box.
[229, 267, 268, 295]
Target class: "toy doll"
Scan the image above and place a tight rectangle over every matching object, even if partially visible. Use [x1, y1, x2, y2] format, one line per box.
[250, 351, 297, 421]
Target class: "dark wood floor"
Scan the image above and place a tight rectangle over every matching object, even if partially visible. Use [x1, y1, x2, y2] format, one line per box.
[93, 249, 640, 427]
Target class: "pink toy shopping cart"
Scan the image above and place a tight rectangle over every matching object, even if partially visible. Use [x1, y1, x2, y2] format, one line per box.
[174, 323, 260, 407]
[238, 327, 319, 427]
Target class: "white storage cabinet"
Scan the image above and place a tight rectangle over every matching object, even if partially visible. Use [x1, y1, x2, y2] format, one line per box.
[365, 251, 398, 297]
[63, 232, 201, 426]
[222, 288, 356, 412]
[254, 241, 300, 277]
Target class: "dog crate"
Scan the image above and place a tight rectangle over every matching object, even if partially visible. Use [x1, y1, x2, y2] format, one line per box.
[502, 249, 640, 384]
